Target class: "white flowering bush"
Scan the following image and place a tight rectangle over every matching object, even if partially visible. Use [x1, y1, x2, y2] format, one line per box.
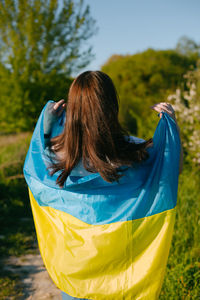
[167, 60, 200, 166]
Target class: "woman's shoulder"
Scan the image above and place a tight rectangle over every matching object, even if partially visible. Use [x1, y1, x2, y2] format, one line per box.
[124, 135, 146, 144]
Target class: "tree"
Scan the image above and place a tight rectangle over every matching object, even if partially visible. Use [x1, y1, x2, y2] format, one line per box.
[102, 48, 197, 139]
[0, 0, 97, 132]
[175, 35, 200, 59]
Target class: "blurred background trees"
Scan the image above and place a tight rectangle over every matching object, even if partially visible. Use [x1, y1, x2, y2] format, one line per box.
[167, 60, 200, 168]
[0, 2, 199, 171]
[0, 0, 97, 132]
[175, 35, 200, 58]
[102, 47, 198, 137]
[101, 36, 200, 169]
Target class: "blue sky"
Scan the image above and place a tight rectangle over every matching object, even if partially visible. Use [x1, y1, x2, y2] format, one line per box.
[80, 0, 200, 74]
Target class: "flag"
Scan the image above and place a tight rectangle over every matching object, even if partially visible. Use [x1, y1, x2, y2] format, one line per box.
[23, 101, 181, 299]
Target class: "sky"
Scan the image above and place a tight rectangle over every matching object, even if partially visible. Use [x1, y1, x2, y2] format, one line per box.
[79, 0, 200, 74]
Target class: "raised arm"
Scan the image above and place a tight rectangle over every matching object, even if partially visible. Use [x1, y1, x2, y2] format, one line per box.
[43, 99, 66, 147]
[150, 102, 183, 174]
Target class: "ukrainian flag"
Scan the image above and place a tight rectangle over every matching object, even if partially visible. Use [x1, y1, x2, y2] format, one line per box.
[23, 101, 181, 299]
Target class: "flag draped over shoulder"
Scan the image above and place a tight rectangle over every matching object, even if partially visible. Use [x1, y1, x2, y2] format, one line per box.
[23, 101, 181, 300]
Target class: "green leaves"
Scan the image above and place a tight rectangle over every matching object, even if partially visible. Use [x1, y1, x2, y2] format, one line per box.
[0, 0, 97, 132]
[102, 49, 197, 139]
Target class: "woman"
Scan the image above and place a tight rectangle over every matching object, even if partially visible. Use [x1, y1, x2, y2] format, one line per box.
[23, 71, 183, 299]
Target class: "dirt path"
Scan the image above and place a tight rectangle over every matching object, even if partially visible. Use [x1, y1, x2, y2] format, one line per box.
[4, 251, 62, 299]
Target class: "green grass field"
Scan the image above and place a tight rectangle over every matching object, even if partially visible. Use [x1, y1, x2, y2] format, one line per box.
[0, 133, 37, 299]
[160, 166, 200, 299]
[0, 133, 199, 299]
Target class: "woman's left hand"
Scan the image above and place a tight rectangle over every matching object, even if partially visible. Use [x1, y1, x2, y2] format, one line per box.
[150, 102, 176, 121]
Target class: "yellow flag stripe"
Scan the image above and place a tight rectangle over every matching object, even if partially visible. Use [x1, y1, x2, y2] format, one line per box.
[29, 188, 176, 300]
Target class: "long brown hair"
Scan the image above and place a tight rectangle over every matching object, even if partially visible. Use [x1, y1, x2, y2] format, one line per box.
[48, 71, 153, 187]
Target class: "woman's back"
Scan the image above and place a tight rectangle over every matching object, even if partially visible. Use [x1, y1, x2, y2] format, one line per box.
[54, 135, 146, 177]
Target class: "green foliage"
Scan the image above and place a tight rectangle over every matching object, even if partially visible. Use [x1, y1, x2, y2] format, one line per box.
[0, 70, 73, 132]
[0, 0, 96, 74]
[160, 167, 200, 299]
[175, 35, 200, 59]
[0, 133, 36, 258]
[0, 0, 97, 132]
[0, 272, 23, 299]
[0, 133, 37, 298]
[167, 61, 200, 167]
[102, 49, 197, 139]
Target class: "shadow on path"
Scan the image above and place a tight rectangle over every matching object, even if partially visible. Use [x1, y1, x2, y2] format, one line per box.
[2, 251, 62, 299]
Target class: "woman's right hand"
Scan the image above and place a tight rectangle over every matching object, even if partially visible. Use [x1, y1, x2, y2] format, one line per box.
[150, 102, 176, 122]
[44, 99, 66, 136]
[51, 99, 66, 117]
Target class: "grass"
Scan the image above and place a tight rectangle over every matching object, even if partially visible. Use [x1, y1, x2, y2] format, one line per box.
[0, 132, 36, 257]
[160, 167, 200, 299]
[0, 132, 37, 299]
[0, 272, 23, 299]
[0, 132, 199, 299]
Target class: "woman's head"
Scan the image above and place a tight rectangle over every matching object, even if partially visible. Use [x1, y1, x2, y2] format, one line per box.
[49, 70, 153, 187]
[67, 70, 119, 119]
